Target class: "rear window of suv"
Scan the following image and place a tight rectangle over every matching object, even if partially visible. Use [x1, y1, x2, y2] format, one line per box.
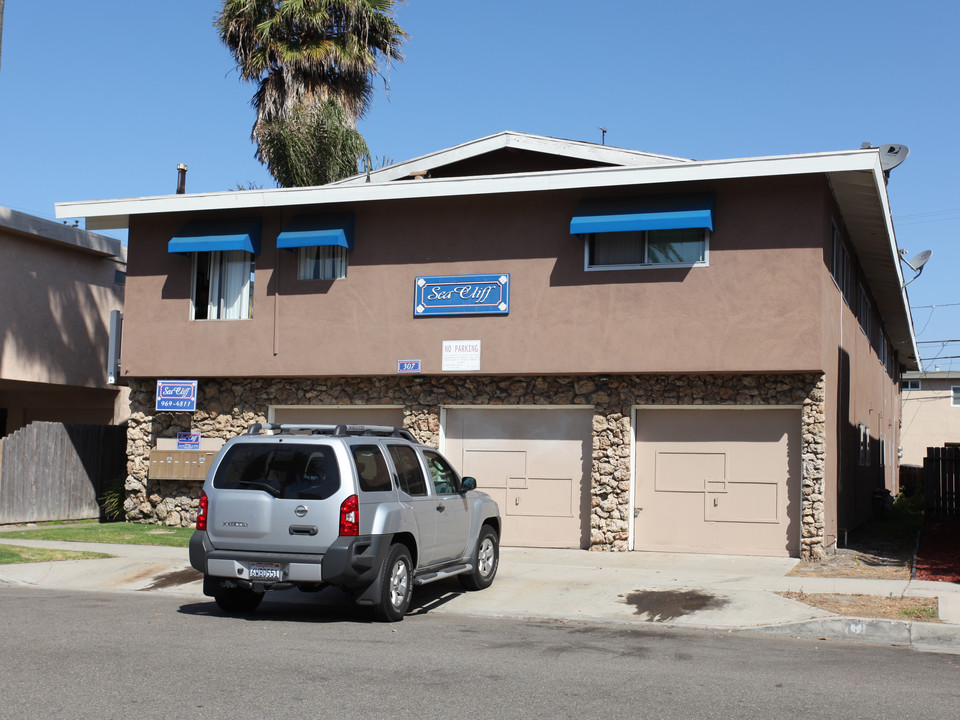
[351, 444, 394, 493]
[213, 444, 341, 500]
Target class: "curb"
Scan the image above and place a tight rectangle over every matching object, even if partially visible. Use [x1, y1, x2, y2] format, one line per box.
[748, 616, 960, 653]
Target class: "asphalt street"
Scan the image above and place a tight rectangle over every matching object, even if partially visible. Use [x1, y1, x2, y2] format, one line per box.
[1, 586, 959, 720]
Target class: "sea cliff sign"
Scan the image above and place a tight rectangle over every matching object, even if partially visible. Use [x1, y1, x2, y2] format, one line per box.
[156, 380, 198, 412]
[414, 273, 510, 317]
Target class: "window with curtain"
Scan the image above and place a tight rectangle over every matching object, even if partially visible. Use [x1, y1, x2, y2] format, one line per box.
[192, 250, 255, 320]
[587, 228, 707, 269]
[298, 245, 348, 280]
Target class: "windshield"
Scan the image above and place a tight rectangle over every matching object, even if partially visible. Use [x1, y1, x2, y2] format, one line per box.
[212, 443, 341, 500]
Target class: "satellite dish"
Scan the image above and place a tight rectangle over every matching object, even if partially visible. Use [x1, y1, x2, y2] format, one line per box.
[905, 249, 931, 272]
[879, 144, 910, 172]
[901, 249, 932, 287]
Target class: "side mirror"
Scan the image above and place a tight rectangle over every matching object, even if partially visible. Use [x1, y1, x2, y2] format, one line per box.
[461, 476, 477, 493]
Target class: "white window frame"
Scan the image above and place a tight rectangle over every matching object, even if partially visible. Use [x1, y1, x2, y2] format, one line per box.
[584, 228, 710, 271]
[858, 422, 871, 466]
[857, 282, 873, 338]
[191, 250, 255, 320]
[901, 379, 921, 391]
[952, 386, 960, 407]
[297, 245, 348, 280]
[830, 224, 852, 302]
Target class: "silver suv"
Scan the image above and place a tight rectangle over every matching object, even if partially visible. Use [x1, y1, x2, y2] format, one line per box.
[189, 424, 501, 621]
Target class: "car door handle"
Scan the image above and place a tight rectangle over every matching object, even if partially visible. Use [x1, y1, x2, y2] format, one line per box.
[435, 504, 445, 513]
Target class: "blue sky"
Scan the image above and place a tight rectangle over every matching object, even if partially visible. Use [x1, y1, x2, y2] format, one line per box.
[1, 1, 958, 365]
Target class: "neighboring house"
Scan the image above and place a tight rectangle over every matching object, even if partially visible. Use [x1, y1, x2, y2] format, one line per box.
[899, 370, 960, 465]
[0, 207, 129, 435]
[55, 132, 918, 560]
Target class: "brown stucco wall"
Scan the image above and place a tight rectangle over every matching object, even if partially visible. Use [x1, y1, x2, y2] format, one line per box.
[0, 219, 128, 434]
[120, 177, 829, 380]
[817, 197, 901, 546]
[123, 371, 827, 559]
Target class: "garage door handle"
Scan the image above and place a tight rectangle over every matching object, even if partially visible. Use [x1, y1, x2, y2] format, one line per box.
[436, 505, 446, 513]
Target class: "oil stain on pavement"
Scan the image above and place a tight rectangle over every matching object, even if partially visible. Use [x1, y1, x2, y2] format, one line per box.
[623, 590, 729, 622]
[141, 567, 203, 591]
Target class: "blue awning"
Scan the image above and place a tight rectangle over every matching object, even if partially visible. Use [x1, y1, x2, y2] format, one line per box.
[570, 194, 715, 235]
[168, 219, 261, 255]
[277, 213, 355, 251]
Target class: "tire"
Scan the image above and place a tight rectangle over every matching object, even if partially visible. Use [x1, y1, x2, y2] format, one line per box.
[214, 584, 264, 614]
[459, 525, 499, 591]
[374, 544, 414, 622]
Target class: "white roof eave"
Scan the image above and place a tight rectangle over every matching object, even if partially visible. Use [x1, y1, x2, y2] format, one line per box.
[56, 149, 883, 228]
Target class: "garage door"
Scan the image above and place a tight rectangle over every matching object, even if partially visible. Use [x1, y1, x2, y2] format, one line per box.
[444, 408, 592, 548]
[634, 408, 800, 557]
[270, 406, 405, 427]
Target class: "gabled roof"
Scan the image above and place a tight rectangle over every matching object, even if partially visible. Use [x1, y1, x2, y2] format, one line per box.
[330, 131, 692, 186]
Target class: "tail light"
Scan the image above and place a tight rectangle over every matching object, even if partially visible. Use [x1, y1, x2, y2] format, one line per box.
[197, 491, 208, 531]
[339, 495, 359, 536]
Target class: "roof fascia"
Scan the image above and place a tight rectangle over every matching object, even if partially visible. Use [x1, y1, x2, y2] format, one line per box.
[0, 205, 122, 258]
[873, 162, 921, 371]
[902, 371, 960, 380]
[56, 149, 882, 230]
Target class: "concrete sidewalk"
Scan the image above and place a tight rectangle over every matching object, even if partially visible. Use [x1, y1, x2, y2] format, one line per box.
[1, 538, 958, 653]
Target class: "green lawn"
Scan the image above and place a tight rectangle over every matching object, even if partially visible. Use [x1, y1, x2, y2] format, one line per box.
[0, 544, 112, 565]
[0, 522, 193, 548]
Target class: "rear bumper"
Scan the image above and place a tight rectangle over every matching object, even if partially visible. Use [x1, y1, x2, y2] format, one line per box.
[190, 531, 390, 592]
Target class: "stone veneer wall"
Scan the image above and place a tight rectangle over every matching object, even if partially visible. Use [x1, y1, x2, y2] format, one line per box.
[124, 373, 826, 560]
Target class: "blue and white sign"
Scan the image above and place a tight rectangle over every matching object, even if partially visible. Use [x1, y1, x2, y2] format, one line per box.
[156, 380, 198, 412]
[177, 432, 201, 450]
[414, 273, 510, 317]
[397, 359, 422, 374]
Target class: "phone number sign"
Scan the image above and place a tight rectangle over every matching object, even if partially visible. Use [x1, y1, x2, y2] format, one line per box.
[156, 380, 198, 412]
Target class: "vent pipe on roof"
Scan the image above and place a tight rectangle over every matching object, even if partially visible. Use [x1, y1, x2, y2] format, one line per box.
[176, 163, 188, 194]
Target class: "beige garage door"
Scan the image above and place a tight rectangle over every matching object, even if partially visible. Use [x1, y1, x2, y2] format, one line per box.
[270, 406, 405, 427]
[444, 408, 592, 549]
[634, 408, 801, 557]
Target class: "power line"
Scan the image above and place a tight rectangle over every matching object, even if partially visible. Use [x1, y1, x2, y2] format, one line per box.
[894, 207, 960, 226]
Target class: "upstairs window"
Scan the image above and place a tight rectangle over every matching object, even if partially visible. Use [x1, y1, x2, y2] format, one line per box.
[901, 379, 921, 391]
[192, 250, 255, 320]
[168, 219, 261, 321]
[857, 282, 873, 337]
[278, 213, 354, 281]
[952, 387, 960, 407]
[830, 224, 852, 301]
[587, 227, 707, 268]
[571, 194, 713, 271]
[298, 245, 348, 280]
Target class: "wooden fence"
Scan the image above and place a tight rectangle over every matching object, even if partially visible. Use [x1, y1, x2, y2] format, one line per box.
[0, 422, 126, 525]
[923, 446, 960, 517]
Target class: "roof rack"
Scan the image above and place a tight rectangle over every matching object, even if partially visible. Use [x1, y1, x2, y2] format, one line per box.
[245, 423, 417, 442]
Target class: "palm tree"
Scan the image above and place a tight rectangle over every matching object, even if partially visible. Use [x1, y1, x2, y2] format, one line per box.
[216, 0, 406, 186]
[257, 97, 371, 187]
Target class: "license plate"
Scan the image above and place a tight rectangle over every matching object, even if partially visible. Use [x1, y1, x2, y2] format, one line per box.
[249, 563, 283, 581]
